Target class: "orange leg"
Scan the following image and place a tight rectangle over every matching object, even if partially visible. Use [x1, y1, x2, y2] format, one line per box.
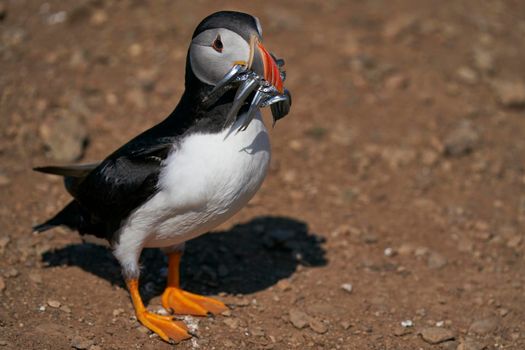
[161, 252, 228, 316]
[127, 279, 191, 343]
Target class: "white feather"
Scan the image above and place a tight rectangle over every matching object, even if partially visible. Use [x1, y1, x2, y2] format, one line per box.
[113, 111, 270, 277]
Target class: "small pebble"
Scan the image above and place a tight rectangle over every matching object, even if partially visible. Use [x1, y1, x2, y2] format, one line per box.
[276, 279, 292, 291]
[112, 308, 124, 317]
[90, 10, 107, 26]
[289, 308, 309, 329]
[507, 235, 522, 248]
[443, 121, 479, 157]
[456, 66, 478, 84]
[47, 300, 61, 308]
[384, 247, 395, 257]
[60, 305, 71, 313]
[362, 233, 378, 244]
[468, 317, 498, 335]
[401, 320, 414, 328]
[3, 267, 19, 278]
[341, 283, 353, 294]
[456, 337, 484, 350]
[234, 297, 250, 307]
[71, 335, 94, 349]
[427, 252, 448, 269]
[384, 74, 410, 90]
[222, 339, 235, 348]
[28, 271, 42, 284]
[340, 320, 352, 330]
[250, 327, 265, 337]
[473, 48, 494, 73]
[0, 236, 10, 253]
[39, 113, 88, 162]
[420, 327, 455, 344]
[414, 246, 429, 257]
[223, 317, 239, 329]
[0, 173, 10, 187]
[221, 309, 232, 317]
[128, 43, 143, 57]
[394, 326, 412, 336]
[0, 277, 5, 292]
[492, 80, 525, 108]
[309, 318, 328, 334]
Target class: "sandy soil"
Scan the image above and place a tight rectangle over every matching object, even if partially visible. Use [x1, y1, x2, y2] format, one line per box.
[1, 1, 525, 349]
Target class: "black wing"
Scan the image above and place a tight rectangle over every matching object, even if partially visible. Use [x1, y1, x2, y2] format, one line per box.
[34, 115, 182, 241]
[70, 138, 174, 240]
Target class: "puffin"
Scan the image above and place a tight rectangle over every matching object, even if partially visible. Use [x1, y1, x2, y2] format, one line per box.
[33, 11, 291, 343]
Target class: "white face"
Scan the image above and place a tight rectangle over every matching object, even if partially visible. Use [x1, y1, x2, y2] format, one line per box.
[189, 28, 251, 86]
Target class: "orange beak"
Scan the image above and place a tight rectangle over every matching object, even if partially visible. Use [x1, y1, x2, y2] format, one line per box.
[249, 36, 284, 93]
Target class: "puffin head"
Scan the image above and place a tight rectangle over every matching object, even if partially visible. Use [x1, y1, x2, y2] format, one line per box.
[187, 11, 283, 94]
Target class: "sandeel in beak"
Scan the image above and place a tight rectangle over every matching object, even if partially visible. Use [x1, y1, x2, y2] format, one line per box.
[208, 34, 292, 132]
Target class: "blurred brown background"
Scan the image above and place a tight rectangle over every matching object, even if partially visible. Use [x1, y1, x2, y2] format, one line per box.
[1, 1, 525, 349]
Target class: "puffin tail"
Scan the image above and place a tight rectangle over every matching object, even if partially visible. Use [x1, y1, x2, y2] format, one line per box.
[33, 163, 99, 178]
[33, 163, 99, 197]
[33, 201, 81, 233]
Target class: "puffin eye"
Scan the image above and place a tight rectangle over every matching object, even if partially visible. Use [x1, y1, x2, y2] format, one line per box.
[211, 35, 223, 53]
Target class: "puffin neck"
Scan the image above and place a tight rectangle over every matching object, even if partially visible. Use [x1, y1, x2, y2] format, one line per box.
[163, 81, 239, 135]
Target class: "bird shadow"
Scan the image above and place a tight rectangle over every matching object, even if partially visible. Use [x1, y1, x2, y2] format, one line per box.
[41, 216, 327, 303]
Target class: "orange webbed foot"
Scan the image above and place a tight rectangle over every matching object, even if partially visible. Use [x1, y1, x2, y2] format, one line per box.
[162, 287, 228, 316]
[136, 309, 191, 343]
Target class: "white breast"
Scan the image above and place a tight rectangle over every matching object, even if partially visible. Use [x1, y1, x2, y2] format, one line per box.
[118, 111, 271, 249]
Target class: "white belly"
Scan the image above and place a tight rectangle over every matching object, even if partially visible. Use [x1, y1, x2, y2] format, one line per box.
[119, 111, 271, 249]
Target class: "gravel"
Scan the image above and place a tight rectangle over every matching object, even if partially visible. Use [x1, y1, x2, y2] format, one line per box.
[340, 320, 352, 330]
[60, 305, 72, 313]
[223, 317, 239, 329]
[28, 271, 42, 284]
[492, 80, 525, 108]
[468, 317, 498, 335]
[443, 120, 479, 157]
[276, 279, 292, 291]
[456, 337, 485, 350]
[427, 252, 448, 269]
[289, 308, 309, 329]
[112, 308, 124, 317]
[47, 300, 61, 308]
[0, 173, 10, 187]
[308, 318, 328, 334]
[341, 283, 353, 294]
[394, 326, 412, 336]
[0, 236, 10, 255]
[39, 112, 88, 162]
[3, 267, 19, 278]
[419, 327, 456, 344]
[401, 320, 414, 328]
[71, 335, 94, 350]
[456, 66, 478, 85]
[473, 48, 494, 73]
[384, 74, 410, 90]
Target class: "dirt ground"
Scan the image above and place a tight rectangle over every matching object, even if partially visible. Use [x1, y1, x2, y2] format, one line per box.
[1, 0, 525, 349]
